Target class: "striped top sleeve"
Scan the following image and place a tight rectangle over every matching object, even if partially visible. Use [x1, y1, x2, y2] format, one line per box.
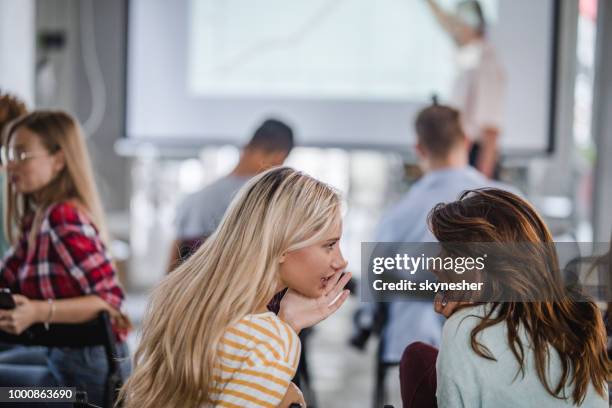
[210, 312, 301, 408]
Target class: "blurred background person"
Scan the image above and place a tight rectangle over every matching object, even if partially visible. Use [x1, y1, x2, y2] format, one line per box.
[167, 118, 294, 272]
[425, 0, 505, 179]
[353, 103, 519, 406]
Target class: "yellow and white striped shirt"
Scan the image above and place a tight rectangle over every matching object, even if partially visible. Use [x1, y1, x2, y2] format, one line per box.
[210, 312, 301, 408]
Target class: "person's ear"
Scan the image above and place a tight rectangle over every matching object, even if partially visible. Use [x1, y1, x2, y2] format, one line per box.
[273, 151, 288, 165]
[52, 150, 66, 174]
[278, 253, 286, 264]
[415, 142, 427, 159]
[415, 143, 430, 172]
[264, 151, 287, 168]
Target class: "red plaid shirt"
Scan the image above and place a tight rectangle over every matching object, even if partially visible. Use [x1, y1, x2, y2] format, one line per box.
[0, 201, 127, 342]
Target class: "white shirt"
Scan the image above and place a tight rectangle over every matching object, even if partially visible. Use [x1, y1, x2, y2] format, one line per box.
[437, 305, 608, 407]
[451, 39, 505, 141]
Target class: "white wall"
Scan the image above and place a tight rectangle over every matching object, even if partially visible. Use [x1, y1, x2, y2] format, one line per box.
[0, 0, 35, 106]
[593, 0, 612, 242]
[36, 0, 129, 213]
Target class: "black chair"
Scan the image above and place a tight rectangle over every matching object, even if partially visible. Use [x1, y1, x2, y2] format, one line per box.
[365, 303, 393, 408]
[374, 344, 399, 408]
[74, 391, 103, 408]
[292, 328, 317, 407]
[0, 311, 122, 408]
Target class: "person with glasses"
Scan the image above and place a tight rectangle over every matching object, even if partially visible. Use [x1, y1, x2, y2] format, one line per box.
[0, 111, 131, 407]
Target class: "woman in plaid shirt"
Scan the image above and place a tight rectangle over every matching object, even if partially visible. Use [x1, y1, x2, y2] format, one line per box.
[0, 111, 130, 406]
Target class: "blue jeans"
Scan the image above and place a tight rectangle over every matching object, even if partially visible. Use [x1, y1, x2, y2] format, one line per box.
[0, 342, 131, 407]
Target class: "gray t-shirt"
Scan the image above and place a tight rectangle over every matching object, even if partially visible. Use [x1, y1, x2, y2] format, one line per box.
[174, 175, 250, 239]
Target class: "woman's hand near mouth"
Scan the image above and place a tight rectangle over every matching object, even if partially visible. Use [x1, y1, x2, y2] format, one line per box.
[278, 271, 352, 333]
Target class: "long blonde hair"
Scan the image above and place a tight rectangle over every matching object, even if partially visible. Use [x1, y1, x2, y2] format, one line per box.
[120, 167, 341, 408]
[2, 111, 108, 246]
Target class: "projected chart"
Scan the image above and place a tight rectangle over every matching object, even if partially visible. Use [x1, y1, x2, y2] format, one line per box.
[188, 0, 498, 101]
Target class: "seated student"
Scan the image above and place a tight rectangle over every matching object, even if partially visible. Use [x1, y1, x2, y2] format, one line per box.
[353, 104, 518, 364]
[168, 118, 294, 272]
[120, 167, 351, 408]
[399, 188, 610, 407]
[0, 111, 131, 406]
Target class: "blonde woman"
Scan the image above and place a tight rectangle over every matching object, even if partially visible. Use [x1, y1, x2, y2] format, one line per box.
[0, 111, 130, 406]
[120, 167, 352, 408]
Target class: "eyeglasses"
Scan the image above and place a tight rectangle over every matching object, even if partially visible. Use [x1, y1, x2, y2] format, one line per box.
[0, 146, 51, 165]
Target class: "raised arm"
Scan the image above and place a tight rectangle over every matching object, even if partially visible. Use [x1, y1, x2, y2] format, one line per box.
[424, 0, 466, 44]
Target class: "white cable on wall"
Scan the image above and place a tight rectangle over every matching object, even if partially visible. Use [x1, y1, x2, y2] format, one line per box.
[79, 0, 106, 137]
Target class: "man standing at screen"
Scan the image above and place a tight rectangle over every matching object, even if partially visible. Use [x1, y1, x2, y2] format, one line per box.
[167, 118, 294, 272]
[425, 0, 505, 179]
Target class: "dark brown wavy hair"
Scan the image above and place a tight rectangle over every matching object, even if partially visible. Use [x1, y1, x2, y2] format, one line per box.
[428, 188, 610, 404]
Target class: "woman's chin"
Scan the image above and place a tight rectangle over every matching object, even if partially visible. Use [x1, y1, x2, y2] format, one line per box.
[287, 282, 326, 298]
[297, 287, 324, 299]
[312, 286, 327, 298]
[13, 183, 33, 194]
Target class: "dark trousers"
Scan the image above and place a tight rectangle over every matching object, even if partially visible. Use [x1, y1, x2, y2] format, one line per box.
[469, 142, 501, 180]
[399, 342, 438, 408]
[0, 343, 130, 408]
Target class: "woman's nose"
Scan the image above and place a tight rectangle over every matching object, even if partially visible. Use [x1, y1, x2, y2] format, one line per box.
[333, 255, 348, 271]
